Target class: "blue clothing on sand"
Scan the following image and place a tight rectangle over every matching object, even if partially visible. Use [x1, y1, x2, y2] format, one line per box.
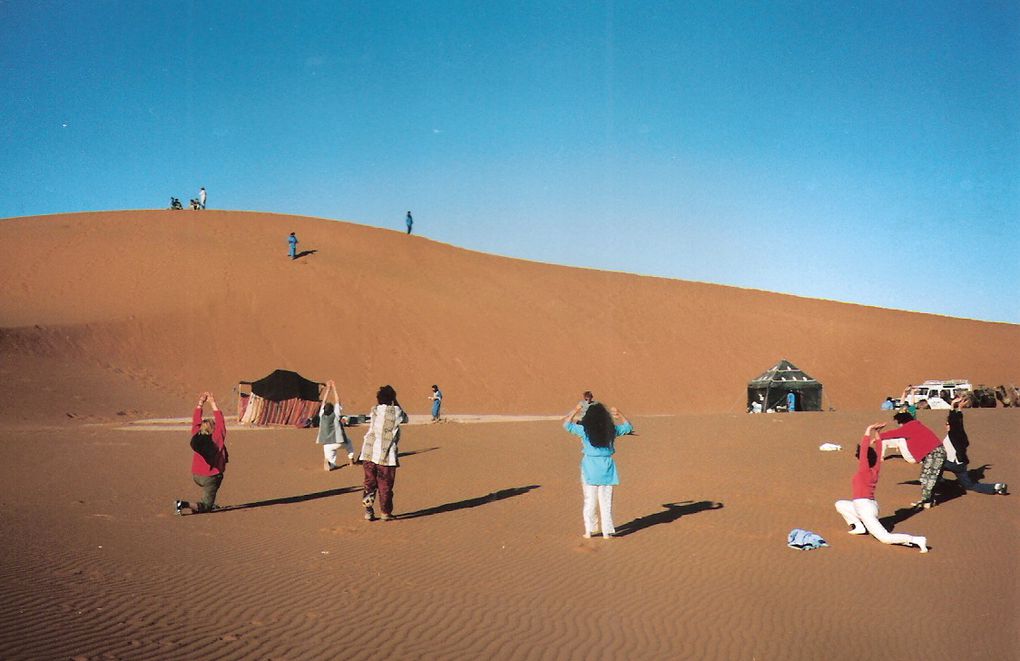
[563, 420, 634, 485]
[786, 392, 796, 412]
[787, 528, 828, 550]
[288, 234, 298, 259]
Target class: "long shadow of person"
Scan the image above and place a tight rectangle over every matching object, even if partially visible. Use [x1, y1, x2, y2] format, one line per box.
[398, 447, 439, 458]
[294, 249, 318, 260]
[615, 500, 724, 537]
[208, 486, 360, 513]
[396, 485, 540, 520]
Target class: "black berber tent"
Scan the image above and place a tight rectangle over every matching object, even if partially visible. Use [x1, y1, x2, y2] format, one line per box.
[247, 369, 321, 402]
[747, 359, 823, 412]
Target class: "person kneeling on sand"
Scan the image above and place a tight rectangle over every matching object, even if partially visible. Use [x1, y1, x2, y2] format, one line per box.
[317, 379, 355, 471]
[878, 412, 946, 509]
[176, 392, 229, 515]
[359, 385, 406, 521]
[835, 422, 928, 553]
[562, 402, 633, 539]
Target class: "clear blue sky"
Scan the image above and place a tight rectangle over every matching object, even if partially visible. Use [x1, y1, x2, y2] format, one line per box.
[2, 1, 1017, 323]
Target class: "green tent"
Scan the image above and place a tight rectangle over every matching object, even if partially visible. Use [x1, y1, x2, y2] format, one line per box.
[747, 359, 823, 412]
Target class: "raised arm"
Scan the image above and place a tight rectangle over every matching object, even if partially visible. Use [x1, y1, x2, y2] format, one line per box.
[192, 392, 208, 433]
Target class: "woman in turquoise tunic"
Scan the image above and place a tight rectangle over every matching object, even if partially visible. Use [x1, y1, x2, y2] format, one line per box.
[562, 402, 633, 538]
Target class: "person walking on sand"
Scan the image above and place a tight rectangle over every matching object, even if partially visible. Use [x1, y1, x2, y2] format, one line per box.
[405, 211, 413, 235]
[199, 186, 207, 209]
[428, 384, 443, 422]
[175, 392, 229, 515]
[834, 422, 928, 552]
[562, 402, 633, 539]
[940, 407, 1008, 496]
[878, 411, 946, 509]
[359, 385, 407, 521]
[288, 232, 298, 260]
[317, 379, 355, 471]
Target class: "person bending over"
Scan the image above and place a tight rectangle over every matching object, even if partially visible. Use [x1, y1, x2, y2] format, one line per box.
[878, 412, 946, 508]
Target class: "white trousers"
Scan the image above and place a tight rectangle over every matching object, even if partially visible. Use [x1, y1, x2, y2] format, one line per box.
[881, 438, 916, 463]
[322, 443, 354, 466]
[834, 498, 922, 547]
[582, 482, 615, 537]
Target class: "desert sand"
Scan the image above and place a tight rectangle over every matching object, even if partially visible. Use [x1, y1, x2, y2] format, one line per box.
[1, 211, 1017, 660]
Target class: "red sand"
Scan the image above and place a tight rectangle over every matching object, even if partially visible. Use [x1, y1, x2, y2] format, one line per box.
[1, 211, 1017, 659]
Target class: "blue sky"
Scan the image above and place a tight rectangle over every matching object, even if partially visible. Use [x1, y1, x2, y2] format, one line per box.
[2, 1, 1018, 323]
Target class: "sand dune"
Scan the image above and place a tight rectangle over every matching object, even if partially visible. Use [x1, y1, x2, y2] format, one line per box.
[1, 210, 1018, 422]
[1, 210, 1018, 659]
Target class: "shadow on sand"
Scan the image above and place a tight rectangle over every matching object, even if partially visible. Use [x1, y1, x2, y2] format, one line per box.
[397, 485, 540, 520]
[205, 486, 360, 514]
[615, 500, 724, 537]
[398, 446, 439, 458]
[294, 249, 318, 260]
[885, 464, 995, 529]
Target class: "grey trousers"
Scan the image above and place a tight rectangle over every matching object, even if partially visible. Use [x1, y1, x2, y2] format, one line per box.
[193, 473, 224, 512]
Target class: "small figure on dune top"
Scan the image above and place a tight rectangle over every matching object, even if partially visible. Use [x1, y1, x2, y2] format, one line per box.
[405, 211, 413, 235]
[288, 232, 298, 260]
[199, 186, 207, 209]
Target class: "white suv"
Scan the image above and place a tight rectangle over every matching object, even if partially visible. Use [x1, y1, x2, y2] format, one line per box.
[901, 380, 972, 409]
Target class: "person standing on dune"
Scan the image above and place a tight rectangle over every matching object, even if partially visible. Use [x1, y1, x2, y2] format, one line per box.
[562, 402, 633, 539]
[288, 232, 298, 260]
[176, 392, 229, 515]
[834, 422, 928, 552]
[405, 211, 413, 235]
[199, 186, 207, 209]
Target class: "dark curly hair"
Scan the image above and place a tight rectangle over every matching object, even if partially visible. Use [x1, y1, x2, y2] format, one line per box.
[580, 403, 615, 448]
[377, 385, 397, 406]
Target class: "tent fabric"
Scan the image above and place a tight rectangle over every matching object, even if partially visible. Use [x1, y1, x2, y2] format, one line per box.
[248, 369, 321, 402]
[238, 393, 320, 427]
[747, 359, 824, 412]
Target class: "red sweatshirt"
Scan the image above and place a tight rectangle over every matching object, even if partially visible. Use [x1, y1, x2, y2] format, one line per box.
[191, 407, 228, 476]
[878, 419, 941, 461]
[851, 434, 880, 500]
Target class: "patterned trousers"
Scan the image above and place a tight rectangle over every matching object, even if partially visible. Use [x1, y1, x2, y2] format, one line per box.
[919, 446, 947, 503]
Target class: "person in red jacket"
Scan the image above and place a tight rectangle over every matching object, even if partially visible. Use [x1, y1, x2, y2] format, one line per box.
[175, 392, 229, 515]
[878, 412, 946, 508]
[834, 422, 928, 552]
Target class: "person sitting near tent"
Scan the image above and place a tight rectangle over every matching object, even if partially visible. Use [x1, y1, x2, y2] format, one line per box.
[317, 379, 355, 471]
[878, 411, 946, 509]
[359, 385, 407, 521]
[834, 422, 928, 553]
[176, 392, 229, 515]
[786, 391, 797, 412]
[940, 407, 1008, 496]
[880, 397, 896, 410]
